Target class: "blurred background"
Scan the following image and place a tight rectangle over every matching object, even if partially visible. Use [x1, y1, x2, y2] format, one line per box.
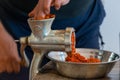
[101, 0, 120, 54]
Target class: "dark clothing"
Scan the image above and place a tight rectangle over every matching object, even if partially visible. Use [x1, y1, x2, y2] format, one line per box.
[0, 0, 94, 19]
[0, 0, 106, 80]
[51, 0, 105, 49]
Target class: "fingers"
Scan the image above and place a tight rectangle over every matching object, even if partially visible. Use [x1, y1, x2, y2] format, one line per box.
[61, 0, 70, 5]
[0, 44, 21, 73]
[28, 3, 41, 18]
[54, 0, 62, 10]
[28, 5, 40, 18]
[0, 62, 6, 73]
[34, 11, 45, 20]
[29, 10, 46, 20]
[28, 0, 70, 19]
[51, 0, 55, 6]
[28, 10, 35, 18]
[29, 0, 53, 20]
[11, 53, 21, 73]
[12, 61, 21, 73]
[6, 60, 13, 73]
[0, 57, 21, 73]
[43, 0, 52, 14]
[7, 57, 21, 73]
[10, 44, 21, 73]
[12, 43, 21, 63]
[53, 0, 70, 10]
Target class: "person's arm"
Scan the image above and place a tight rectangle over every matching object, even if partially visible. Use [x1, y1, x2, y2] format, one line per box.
[28, 0, 70, 19]
[0, 21, 21, 73]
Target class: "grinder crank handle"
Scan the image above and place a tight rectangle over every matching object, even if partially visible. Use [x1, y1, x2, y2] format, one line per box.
[15, 38, 30, 67]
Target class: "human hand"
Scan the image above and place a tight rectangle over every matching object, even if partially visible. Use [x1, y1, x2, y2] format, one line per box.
[0, 22, 21, 73]
[28, 0, 70, 20]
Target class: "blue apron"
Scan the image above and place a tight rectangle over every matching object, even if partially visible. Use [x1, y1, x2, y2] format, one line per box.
[0, 0, 105, 80]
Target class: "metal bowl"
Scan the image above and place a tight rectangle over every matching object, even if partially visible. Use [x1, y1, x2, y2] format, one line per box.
[47, 48, 120, 79]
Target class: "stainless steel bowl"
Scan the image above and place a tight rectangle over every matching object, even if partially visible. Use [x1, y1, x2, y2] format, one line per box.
[47, 48, 120, 79]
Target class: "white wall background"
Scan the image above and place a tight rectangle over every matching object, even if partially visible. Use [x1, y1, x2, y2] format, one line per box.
[101, 0, 120, 54]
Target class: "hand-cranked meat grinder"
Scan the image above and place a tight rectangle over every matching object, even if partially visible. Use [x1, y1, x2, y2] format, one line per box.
[19, 17, 75, 80]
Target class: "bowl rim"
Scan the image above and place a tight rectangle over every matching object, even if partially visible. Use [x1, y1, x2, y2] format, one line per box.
[46, 48, 120, 65]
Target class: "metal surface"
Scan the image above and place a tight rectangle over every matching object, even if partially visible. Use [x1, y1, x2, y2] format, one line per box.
[19, 17, 75, 80]
[28, 18, 54, 40]
[47, 48, 120, 79]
